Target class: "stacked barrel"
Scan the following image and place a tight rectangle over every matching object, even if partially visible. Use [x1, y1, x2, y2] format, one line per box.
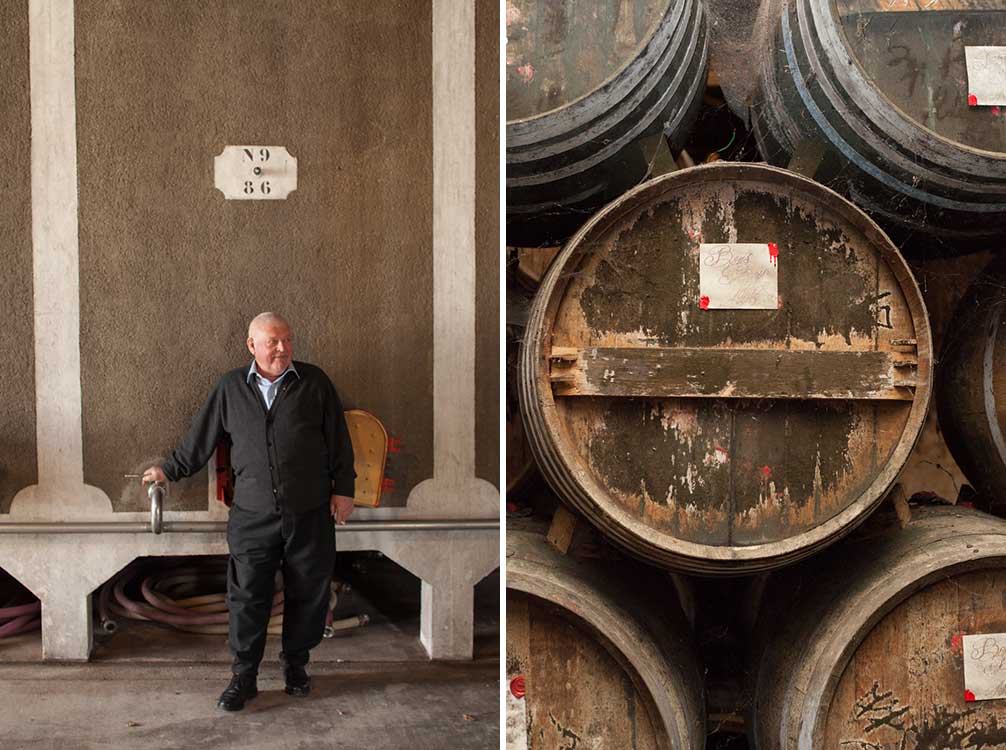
[506, 0, 1006, 748]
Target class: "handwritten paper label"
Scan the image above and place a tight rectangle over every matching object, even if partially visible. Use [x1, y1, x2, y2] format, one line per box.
[506, 675, 529, 750]
[699, 243, 779, 310]
[963, 633, 1006, 700]
[965, 47, 1006, 106]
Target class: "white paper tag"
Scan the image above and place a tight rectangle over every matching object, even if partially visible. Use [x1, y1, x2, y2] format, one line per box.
[965, 47, 1006, 106]
[962, 633, 1006, 701]
[506, 675, 529, 750]
[699, 243, 779, 310]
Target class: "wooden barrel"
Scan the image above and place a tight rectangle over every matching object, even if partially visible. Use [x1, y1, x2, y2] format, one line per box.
[936, 256, 1006, 504]
[751, 0, 1006, 251]
[505, 0, 708, 247]
[507, 279, 540, 500]
[519, 162, 932, 575]
[750, 504, 1006, 749]
[506, 529, 705, 750]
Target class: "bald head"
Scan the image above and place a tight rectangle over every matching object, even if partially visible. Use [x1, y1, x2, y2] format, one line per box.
[246, 312, 294, 381]
[248, 312, 291, 338]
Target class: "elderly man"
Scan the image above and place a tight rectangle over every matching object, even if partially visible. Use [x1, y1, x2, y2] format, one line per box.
[143, 312, 355, 710]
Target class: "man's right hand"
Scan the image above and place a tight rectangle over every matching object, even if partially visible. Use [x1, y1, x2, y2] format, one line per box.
[142, 466, 167, 484]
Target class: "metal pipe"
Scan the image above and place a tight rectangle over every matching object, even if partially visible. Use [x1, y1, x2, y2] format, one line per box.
[0, 519, 499, 534]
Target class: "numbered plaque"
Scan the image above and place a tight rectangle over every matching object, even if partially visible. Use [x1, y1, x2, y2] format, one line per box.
[214, 145, 298, 200]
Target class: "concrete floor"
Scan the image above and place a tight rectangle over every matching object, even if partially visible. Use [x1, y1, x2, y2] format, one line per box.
[0, 556, 501, 749]
[0, 660, 499, 750]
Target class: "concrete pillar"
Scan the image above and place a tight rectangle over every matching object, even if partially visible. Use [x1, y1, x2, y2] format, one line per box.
[342, 528, 498, 660]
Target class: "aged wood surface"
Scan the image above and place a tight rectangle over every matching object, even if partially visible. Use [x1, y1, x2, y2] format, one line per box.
[515, 246, 561, 288]
[825, 568, 1006, 749]
[836, 1, 1006, 152]
[520, 162, 932, 572]
[550, 347, 918, 399]
[545, 504, 578, 554]
[837, 0, 1004, 13]
[507, 591, 663, 750]
[505, 0, 671, 121]
[750, 505, 1006, 750]
[507, 530, 705, 750]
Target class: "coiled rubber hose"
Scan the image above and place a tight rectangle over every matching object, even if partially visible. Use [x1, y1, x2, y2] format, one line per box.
[0, 600, 41, 639]
[98, 558, 368, 636]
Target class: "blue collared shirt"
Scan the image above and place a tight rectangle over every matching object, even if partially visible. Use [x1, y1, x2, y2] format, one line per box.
[247, 361, 299, 410]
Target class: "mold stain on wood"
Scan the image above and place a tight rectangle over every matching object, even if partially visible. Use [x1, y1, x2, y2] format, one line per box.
[577, 187, 882, 348]
[827, 568, 1006, 749]
[581, 396, 871, 546]
[583, 398, 733, 544]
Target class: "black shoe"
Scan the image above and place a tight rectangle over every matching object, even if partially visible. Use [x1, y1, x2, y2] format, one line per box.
[217, 674, 258, 711]
[284, 663, 311, 696]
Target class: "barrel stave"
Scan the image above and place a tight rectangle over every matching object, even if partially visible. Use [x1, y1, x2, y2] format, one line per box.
[937, 258, 1006, 505]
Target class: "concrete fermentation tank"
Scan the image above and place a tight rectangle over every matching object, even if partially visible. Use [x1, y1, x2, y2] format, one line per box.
[0, 0, 498, 661]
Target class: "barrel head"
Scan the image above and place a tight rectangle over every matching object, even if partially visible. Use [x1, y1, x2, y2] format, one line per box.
[521, 162, 932, 572]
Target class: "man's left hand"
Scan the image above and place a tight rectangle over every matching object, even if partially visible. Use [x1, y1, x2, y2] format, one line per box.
[331, 495, 354, 525]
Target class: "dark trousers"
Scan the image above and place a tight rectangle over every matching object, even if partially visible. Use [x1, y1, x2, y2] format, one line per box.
[226, 502, 335, 676]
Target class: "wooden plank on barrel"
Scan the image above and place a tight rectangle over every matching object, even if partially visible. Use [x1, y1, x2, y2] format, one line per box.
[546, 505, 577, 554]
[549, 347, 918, 400]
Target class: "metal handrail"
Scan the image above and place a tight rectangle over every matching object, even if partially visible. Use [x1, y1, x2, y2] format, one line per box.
[149, 482, 164, 535]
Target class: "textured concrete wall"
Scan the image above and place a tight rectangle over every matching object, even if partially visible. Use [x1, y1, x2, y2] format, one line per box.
[475, 0, 500, 489]
[74, 1, 435, 510]
[0, 0, 37, 513]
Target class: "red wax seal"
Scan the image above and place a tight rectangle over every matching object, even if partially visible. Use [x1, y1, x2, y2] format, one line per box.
[699, 295, 710, 310]
[510, 675, 526, 699]
[968, 93, 978, 106]
[761, 465, 772, 477]
[965, 689, 976, 702]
